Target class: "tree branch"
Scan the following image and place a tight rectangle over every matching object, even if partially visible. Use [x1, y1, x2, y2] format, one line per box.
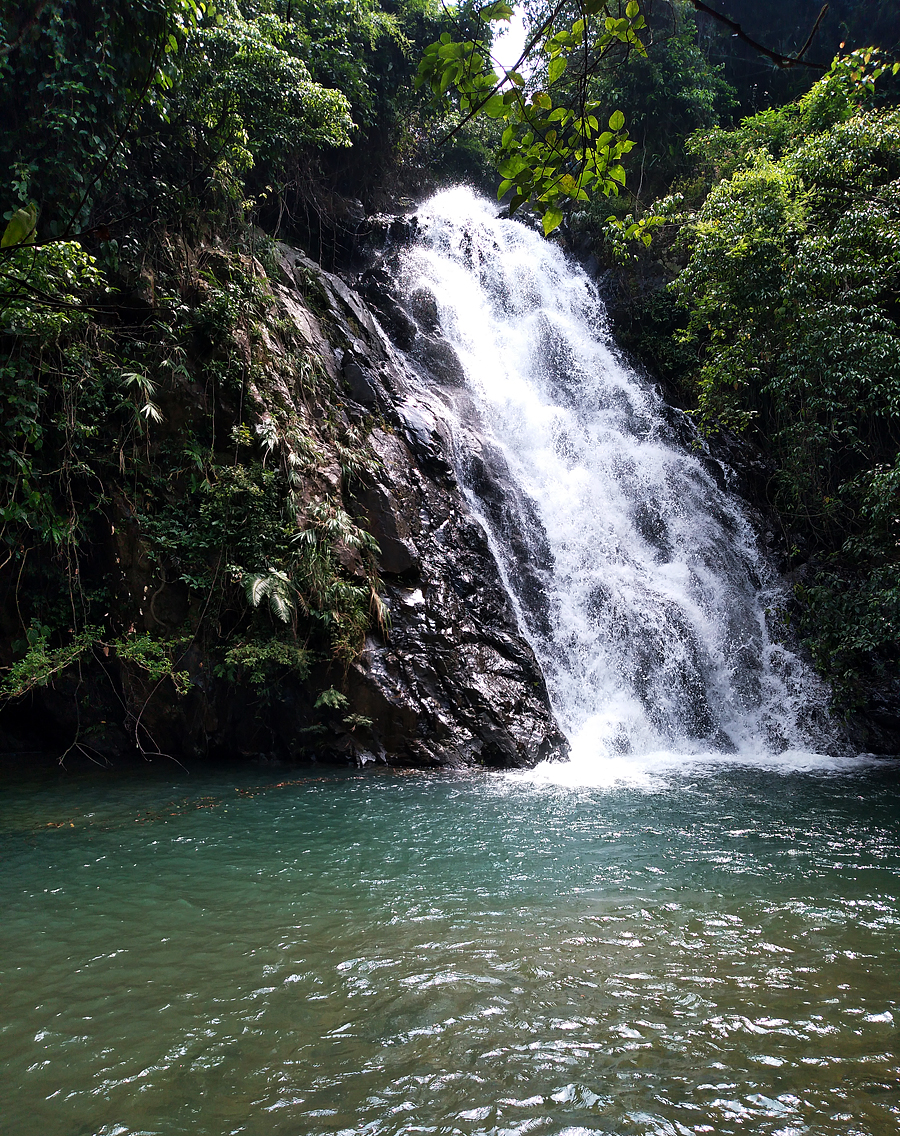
[689, 0, 829, 71]
[795, 3, 830, 62]
[0, 0, 50, 60]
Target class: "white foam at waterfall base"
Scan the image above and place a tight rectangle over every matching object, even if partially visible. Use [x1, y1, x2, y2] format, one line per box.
[521, 748, 875, 791]
[400, 187, 846, 776]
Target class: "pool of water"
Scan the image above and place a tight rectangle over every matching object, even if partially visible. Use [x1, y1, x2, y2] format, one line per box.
[2, 758, 899, 1135]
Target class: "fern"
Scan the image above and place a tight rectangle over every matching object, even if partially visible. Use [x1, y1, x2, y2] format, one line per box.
[243, 568, 296, 623]
[315, 687, 349, 710]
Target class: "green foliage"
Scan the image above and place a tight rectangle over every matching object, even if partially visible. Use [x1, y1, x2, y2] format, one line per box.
[222, 637, 310, 686]
[416, 1, 647, 233]
[290, 500, 385, 666]
[313, 687, 377, 738]
[0, 237, 112, 546]
[112, 632, 192, 693]
[671, 58, 900, 701]
[0, 0, 210, 232]
[0, 240, 104, 337]
[180, 4, 355, 183]
[0, 0, 436, 252]
[144, 462, 293, 590]
[315, 687, 349, 710]
[1, 624, 100, 698]
[1, 625, 190, 698]
[0, 0, 426, 752]
[0, 220, 386, 732]
[273, 0, 418, 126]
[580, 1, 737, 204]
[688, 48, 900, 181]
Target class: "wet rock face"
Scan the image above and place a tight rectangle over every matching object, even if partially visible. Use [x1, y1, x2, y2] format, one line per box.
[319, 266, 566, 767]
[321, 231, 568, 767]
[348, 428, 566, 767]
[272, 238, 568, 768]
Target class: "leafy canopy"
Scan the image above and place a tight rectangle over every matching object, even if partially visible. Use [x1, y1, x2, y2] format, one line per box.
[416, 0, 647, 234]
[669, 51, 900, 699]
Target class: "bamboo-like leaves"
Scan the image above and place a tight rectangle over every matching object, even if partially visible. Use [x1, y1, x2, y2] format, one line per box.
[121, 371, 164, 426]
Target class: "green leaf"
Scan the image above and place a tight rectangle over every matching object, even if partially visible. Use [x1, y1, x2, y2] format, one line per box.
[626, 1, 640, 17]
[439, 63, 455, 94]
[542, 206, 564, 235]
[1, 203, 37, 248]
[609, 109, 625, 131]
[548, 56, 567, 84]
[498, 155, 527, 178]
[479, 1, 514, 21]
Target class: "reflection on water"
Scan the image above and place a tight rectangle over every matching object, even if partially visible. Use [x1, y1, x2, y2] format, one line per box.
[1, 763, 899, 1135]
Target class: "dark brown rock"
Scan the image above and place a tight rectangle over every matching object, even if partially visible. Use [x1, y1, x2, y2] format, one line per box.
[0, 236, 568, 773]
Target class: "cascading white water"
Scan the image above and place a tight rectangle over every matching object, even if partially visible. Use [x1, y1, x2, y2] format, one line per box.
[399, 187, 840, 767]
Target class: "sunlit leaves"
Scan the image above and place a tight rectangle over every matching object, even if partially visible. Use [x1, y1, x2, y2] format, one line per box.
[1, 204, 37, 249]
[416, 1, 646, 235]
[0, 241, 103, 338]
[478, 1, 514, 21]
[548, 56, 567, 84]
[542, 205, 563, 235]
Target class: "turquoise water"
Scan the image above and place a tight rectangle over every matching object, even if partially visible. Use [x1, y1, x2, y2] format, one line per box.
[2, 761, 899, 1135]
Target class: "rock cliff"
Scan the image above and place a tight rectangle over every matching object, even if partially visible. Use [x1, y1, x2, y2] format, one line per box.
[278, 241, 567, 768]
[0, 230, 567, 771]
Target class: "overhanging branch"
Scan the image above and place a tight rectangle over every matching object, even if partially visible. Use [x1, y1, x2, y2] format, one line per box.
[689, 0, 829, 71]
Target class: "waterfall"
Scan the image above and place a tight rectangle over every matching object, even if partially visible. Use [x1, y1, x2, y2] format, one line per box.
[398, 187, 840, 766]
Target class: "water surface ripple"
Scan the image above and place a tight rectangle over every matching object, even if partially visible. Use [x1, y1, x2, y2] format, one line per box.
[2, 765, 899, 1135]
